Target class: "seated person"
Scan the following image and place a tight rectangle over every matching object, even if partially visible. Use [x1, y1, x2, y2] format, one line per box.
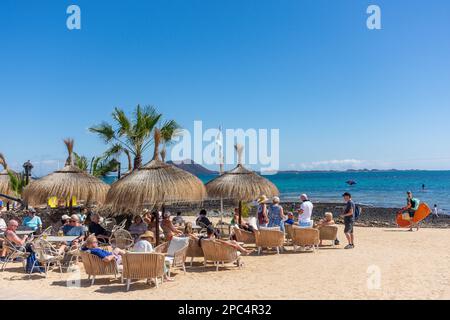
[82, 235, 125, 265]
[132, 231, 155, 252]
[230, 209, 255, 232]
[315, 212, 339, 246]
[88, 213, 111, 242]
[61, 214, 86, 249]
[147, 211, 164, 239]
[161, 212, 183, 241]
[284, 212, 296, 225]
[4, 219, 30, 248]
[195, 209, 212, 228]
[128, 215, 148, 239]
[316, 212, 335, 227]
[131, 231, 174, 282]
[200, 226, 253, 256]
[172, 212, 185, 226]
[0, 220, 31, 261]
[21, 208, 42, 233]
[183, 222, 195, 237]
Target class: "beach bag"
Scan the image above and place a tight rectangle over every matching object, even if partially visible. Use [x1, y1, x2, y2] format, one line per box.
[26, 252, 44, 274]
[354, 205, 362, 220]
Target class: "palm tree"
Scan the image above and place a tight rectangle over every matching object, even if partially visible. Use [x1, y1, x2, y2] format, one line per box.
[89, 105, 179, 170]
[159, 120, 181, 162]
[73, 153, 118, 178]
[7, 171, 27, 198]
[90, 157, 119, 178]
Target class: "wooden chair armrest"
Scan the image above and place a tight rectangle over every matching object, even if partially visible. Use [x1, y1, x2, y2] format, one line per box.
[154, 242, 169, 253]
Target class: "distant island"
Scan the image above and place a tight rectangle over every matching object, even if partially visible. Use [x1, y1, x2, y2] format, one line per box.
[167, 160, 424, 176]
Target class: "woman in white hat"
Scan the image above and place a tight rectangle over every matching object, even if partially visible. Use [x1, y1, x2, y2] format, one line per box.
[256, 195, 269, 228]
[267, 196, 286, 232]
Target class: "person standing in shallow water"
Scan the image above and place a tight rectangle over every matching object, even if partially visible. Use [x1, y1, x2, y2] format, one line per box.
[340, 192, 355, 249]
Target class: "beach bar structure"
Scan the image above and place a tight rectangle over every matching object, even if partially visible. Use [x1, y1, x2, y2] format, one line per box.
[104, 129, 206, 245]
[0, 153, 18, 208]
[205, 144, 279, 224]
[22, 139, 110, 207]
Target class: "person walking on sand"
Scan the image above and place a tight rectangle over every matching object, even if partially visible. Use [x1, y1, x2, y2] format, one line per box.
[401, 191, 420, 231]
[340, 192, 355, 249]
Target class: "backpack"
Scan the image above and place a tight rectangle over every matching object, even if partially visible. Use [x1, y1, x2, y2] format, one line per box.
[354, 204, 362, 220]
[26, 252, 44, 274]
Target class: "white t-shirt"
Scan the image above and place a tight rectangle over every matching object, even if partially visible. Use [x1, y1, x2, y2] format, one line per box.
[0, 218, 6, 230]
[299, 201, 313, 223]
[132, 240, 154, 253]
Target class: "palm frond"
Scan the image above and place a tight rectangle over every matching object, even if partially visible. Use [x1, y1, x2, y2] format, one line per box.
[89, 122, 116, 143]
[112, 107, 131, 137]
[0, 153, 8, 170]
[73, 152, 89, 171]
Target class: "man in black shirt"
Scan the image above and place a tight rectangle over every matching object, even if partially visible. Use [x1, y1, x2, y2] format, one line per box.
[341, 192, 355, 249]
[88, 213, 111, 243]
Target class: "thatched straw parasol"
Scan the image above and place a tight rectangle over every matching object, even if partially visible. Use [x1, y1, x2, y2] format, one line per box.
[0, 153, 16, 201]
[104, 129, 206, 244]
[205, 144, 279, 224]
[22, 139, 110, 207]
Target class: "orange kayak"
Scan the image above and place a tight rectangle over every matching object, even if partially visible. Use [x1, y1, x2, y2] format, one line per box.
[396, 203, 432, 228]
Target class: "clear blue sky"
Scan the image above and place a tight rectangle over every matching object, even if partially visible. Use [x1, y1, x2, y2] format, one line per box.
[1, 0, 450, 176]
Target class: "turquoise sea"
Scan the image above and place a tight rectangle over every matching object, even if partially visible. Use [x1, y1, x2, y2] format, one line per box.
[105, 170, 450, 214]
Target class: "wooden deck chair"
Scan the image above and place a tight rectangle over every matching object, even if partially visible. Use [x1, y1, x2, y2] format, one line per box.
[318, 225, 338, 246]
[79, 250, 119, 285]
[29, 239, 64, 277]
[109, 229, 134, 250]
[186, 237, 204, 267]
[233, 227, 256, 244]
[1, 237, 29, 272]
[285, 223, 294, 244]
[201, 239, 242, 271]
[154, 237, 189, 276]
[292, 226, 320, 252]
[255, 228, 285, 255]
[122, 252, 165, 291]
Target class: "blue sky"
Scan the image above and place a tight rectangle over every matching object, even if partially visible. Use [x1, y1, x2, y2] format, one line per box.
[1, 0, 450, 176]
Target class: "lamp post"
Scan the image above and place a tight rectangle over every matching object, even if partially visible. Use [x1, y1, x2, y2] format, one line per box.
[23, 160, 33, 185]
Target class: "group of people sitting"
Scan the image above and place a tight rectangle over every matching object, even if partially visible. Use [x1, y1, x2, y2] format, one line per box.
[229, 193, 340, 246]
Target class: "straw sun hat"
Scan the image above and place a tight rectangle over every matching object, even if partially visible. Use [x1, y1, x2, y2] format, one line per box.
[257, 195, 269, 204]
[139, 231, 155, 241]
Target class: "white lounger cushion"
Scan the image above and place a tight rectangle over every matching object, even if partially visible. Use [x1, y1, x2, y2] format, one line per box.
[167, 236, 189, 257]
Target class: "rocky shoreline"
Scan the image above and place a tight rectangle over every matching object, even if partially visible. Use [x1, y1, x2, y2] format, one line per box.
[165, 200, 450, 229]
[4, 200, 449, 230]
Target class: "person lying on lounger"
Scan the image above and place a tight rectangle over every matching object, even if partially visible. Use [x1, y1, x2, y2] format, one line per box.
[200, 226, 253, 256]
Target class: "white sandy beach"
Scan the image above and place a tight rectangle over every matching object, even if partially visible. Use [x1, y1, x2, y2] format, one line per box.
[1, 224, 449, 300]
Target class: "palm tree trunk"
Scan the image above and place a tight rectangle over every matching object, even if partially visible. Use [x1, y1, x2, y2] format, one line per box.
[124, 150, 132, 171]
[133, 154, 142, 170]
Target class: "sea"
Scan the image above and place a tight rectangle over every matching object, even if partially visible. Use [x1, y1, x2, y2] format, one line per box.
[105, 170, 450, 214]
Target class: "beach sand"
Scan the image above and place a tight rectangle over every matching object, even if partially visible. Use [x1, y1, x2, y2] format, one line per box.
[1, 224, 449, 300]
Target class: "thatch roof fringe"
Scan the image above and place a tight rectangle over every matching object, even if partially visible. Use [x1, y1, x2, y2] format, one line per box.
[64, 138, 75, 166]
[152, 128, 161, 161]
